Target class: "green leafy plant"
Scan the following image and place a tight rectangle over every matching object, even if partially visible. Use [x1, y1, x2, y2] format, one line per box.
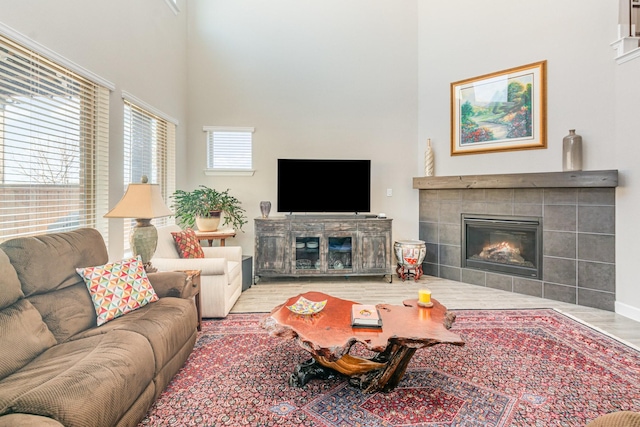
[172, 185, 247, 232]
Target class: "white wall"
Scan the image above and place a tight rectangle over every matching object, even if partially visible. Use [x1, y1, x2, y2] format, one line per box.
[0, 0, 189, 260]
[186, 0, 420, 254]
[614, 57, 640, 320]
[418, 0, 640, 320]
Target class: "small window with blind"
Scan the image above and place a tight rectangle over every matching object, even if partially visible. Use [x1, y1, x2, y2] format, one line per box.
[0, 33, 110, 243]
[203, 126, 255, 176]
[123, 94, 176, 254]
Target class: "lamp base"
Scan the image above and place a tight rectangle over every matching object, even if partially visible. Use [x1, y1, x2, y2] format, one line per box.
[143, 262, 158, 273]
[130, 218, 158, 270]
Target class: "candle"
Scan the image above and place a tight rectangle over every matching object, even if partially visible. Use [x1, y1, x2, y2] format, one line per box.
[418, 288, 431, 304]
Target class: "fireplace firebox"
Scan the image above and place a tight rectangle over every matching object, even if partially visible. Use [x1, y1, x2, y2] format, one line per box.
[461, 214, 542, 279]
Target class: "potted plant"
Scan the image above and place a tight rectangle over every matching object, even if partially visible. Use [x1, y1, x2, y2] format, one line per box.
[172, 185, 247, 232]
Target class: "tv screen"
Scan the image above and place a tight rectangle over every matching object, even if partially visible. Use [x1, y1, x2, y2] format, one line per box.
[277, 159, 371, 213]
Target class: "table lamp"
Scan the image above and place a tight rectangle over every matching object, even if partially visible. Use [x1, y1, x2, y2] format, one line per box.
[104, 176, 173, 272]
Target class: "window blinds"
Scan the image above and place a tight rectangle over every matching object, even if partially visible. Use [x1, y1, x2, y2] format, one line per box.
[204, 127, 254, 170]
[123, 99, 175, 253]
[0, 34, 109, 243]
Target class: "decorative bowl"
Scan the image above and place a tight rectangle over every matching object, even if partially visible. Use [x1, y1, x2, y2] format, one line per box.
[306, 241, 319, 249]
[287, 296, 327, 315]
[295, 259, 313, 269]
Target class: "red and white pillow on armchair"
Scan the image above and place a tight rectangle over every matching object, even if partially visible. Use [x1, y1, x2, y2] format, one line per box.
[171, 228, 205, 259]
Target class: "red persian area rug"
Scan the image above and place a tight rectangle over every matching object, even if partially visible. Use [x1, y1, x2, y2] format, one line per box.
[138, 310, 640, 427]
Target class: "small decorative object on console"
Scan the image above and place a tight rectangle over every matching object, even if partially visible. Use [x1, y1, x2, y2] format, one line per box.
[351, 304, 382, 328]
[259, 201, 271, 218]
[287, 296, 327, 315]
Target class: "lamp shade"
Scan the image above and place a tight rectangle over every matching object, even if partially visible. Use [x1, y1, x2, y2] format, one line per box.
[105, 183, 173, 219]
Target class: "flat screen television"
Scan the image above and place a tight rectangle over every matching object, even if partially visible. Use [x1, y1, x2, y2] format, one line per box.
[277, 159, 371, 214]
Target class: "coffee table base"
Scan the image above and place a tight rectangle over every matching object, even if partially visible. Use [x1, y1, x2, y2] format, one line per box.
[289, 343, 419, 393]
[289, 358, 339, 388]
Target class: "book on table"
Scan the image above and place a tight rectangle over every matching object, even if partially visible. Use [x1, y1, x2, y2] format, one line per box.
[351, 304, 382, 328]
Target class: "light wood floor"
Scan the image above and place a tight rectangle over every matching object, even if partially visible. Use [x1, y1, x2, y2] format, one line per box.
[231, 275, 640, 349]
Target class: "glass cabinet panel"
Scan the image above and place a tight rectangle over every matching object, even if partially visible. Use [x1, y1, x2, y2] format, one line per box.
[295, 237, 320, 270]
[328, 236, 352, 270]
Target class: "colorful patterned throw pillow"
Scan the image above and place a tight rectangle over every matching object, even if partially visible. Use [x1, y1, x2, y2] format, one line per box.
[76, 255, 159, 326]
[171, 228, 205, 258]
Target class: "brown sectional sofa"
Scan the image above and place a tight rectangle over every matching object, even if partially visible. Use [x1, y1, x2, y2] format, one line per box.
[0, 228, 199, 427]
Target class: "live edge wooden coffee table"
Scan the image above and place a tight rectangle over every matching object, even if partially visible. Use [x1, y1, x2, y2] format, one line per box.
[261, 291, 464, 393]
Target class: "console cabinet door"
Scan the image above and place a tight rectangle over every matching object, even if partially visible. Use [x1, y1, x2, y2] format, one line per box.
[291, 233, 323, 273]
[359, 233, 391, 274]
[255, 235, 288, 274]
[358, 219, 392, 275]
[255, 220, 289, 275]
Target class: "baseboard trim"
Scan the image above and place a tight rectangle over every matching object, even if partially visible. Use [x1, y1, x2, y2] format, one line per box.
[615, 301, 640, 323]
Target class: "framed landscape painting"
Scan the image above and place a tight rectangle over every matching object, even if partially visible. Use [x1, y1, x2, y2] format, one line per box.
[451, 60, 547, 156]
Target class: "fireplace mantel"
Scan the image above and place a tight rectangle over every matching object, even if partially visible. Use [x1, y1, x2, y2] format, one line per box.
[413, 170, 618, 190]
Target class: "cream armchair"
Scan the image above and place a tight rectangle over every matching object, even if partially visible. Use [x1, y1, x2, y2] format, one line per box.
[152, 224, 242, 318]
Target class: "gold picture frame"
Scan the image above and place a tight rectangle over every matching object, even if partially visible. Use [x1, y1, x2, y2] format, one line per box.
[451, 60, 547, 156]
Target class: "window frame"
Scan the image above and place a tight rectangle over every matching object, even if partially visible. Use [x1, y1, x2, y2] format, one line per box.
[203, 126, 255, 177]
[122, 92, 176, 254]
[0, 25, 112, 244]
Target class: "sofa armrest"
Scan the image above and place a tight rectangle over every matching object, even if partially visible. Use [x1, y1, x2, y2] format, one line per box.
[147, 271, 196, 299]
[152, 257, 228, 276]
[0, 414, 65, 426]
[202, 245, 243, 263]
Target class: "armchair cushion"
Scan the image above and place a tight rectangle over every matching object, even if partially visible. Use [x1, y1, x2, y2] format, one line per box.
[171, 228, 204, 259]
[75, 255, 158, 326]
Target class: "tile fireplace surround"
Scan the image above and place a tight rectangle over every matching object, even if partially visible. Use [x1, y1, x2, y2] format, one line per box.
[414, 170, 618, 312]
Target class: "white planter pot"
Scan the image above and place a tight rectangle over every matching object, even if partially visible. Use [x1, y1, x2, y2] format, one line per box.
[195, 212, 221, 231]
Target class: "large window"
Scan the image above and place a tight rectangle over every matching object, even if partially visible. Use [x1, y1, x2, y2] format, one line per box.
[123, 95, 176, 253]
[0, 33, 110, 242]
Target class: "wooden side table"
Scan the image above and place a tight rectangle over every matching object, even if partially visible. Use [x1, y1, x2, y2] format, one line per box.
[177, 269, 202, 331]
[194, 229, 236, 247]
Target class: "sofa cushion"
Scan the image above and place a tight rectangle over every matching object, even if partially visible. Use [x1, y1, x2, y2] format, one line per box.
[72, 297, 197, 374]
[171, 228, 205, 259]
[0, 228, 108, 298]
[0, 330, 155, 427]
[0, 249, 23, 310]
[0, 299, 57, 381]
[28, 283, 97, 344]
[76, 256, 158, 326]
